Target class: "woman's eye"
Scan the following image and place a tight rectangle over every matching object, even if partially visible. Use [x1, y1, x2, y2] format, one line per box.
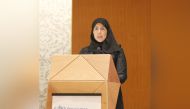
[94, 27, 99, 30]
[100, 27, 105, 30]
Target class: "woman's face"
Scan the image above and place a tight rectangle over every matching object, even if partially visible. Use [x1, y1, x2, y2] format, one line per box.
[93, 23, 107, 42]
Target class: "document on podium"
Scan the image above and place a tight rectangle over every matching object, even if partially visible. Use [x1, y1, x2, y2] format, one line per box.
[52, 93, 101, 109]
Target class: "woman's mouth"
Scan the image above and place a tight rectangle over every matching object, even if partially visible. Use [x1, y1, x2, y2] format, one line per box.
[97, 36, 103, 38]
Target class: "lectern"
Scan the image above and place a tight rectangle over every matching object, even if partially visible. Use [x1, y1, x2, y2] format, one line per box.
[46, 54, 120, 109]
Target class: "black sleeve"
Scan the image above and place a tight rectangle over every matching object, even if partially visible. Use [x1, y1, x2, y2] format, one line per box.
[116, 48, 127, 84]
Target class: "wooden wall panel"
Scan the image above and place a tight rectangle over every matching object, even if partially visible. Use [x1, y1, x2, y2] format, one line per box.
[72, 0, 151, 109]
[151, 0, 190, 109]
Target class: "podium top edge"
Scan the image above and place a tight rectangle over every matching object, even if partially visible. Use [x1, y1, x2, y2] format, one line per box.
[50, 54, 112, 57]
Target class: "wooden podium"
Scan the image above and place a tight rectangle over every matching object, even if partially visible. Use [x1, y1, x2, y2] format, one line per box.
[46, 54, 121, 109]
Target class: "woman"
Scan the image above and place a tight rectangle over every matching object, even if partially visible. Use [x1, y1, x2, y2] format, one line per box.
[80, 18, 127, 109]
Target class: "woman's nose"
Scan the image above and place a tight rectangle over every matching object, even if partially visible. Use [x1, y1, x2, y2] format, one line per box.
[98, 29, 101, 33]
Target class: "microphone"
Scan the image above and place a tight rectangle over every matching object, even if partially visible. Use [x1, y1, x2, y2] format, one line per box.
[96, 46, 104, 54]
[97, 46, 101, 51]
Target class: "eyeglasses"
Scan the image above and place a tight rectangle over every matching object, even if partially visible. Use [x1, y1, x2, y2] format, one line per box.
[93, 27, 106, 31]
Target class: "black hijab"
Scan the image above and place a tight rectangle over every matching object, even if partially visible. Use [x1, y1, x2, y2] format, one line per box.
[89, 18, 121, 54]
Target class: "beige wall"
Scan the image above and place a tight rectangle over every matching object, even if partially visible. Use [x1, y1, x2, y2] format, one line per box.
[0, 0, 38, 109]
[0, 0, 73, 109]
